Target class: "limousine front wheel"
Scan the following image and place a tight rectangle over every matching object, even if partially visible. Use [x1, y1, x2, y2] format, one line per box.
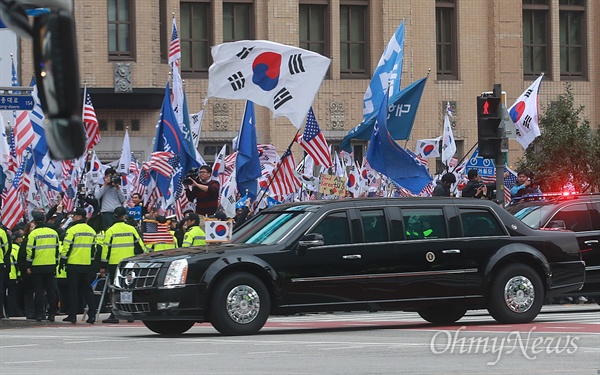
[488, 264, 543, 324]
[210, 273, 270, 335]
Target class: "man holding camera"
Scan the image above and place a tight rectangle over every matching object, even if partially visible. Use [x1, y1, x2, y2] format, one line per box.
[510, 170, 542, 198]
[94, 168, 126, 231]
[461, 169, 489, 199]
[184, 165, 220, 216]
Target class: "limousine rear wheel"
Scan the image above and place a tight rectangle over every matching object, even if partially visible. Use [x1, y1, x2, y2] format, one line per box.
[418, 306, 467, 325]
[210, 273, 270, 335]
[488, 264, 543, 324]
[142, 320, 195, 335]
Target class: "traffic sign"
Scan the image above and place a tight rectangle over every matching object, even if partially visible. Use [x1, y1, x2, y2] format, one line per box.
[0, 94, 34, 110]
[465, 149, 496, 177]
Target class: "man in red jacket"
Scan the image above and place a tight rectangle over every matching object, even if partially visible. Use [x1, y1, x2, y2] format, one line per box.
[185, 165, 220, 216]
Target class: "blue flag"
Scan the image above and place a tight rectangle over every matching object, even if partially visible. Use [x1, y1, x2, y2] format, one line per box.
[366, 89, 432, 195]
[154, 83, 200, 203]
[341, 75, 428, 152]
[235, 101, 261, 200]
[363, 20, 405, 125]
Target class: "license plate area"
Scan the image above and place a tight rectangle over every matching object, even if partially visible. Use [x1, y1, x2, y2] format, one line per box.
[120, 291, 133, 303]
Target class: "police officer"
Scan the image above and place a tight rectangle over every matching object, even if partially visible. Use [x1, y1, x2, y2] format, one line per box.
[181, 213, 206, 247]
[0, 223, 10, 318]
[100, 206, 145, 323]
[26, 211, 61, 322]
[60, 208, 97, 324]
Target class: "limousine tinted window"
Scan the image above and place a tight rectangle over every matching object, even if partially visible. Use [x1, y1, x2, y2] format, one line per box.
[360, 209, 388, 243]
[549, 203, 592, 232]
[234, 209, 309, 244]
[402, 208, 447, 239]
[309, 211, 351, 245]
[459, 208, 505, 237]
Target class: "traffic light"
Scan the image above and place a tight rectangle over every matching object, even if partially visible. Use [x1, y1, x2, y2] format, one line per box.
[477, 93, 503, 159]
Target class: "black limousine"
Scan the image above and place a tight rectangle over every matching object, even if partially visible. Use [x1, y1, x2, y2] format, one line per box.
[111, 198, 585, 335]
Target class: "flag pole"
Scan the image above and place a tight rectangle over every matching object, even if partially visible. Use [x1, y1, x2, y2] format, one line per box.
[254, 129, 301, 208]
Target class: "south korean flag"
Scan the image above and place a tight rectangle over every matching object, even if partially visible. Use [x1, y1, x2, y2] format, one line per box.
[208, 40, 331, 128]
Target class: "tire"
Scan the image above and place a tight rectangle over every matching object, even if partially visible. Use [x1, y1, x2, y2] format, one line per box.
[209, 273, 270, 336]
[142, 320, 195, 335]
[418, 306, 467, 325]
[487, 264, 544, 324]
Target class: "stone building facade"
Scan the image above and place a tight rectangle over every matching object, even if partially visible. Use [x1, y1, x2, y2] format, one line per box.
[15, 0, 599, 171]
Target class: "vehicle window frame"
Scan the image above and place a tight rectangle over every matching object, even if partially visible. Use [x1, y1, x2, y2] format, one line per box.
[359, 209, 388, 243]
[400, 207, 448, 240]
[232, 209, 311, 245]
[545, 202, 593, 232]
[305, 209, 354, 246]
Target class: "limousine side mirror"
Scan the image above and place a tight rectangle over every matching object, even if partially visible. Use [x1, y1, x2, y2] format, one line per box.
[297, 233, 325, 255]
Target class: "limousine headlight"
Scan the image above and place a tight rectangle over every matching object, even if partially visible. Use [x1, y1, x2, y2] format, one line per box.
[163, 259, 188, 288]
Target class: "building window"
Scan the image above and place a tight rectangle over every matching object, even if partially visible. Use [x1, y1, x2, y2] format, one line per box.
[131, 119, 140, 131]
[300, 3, 328, 57]
[201, 143, 231, 164]
[559, 0, 585, 79]
[181, 1, 211, 74]
[99, 119, 108, 132]
[523, 0, 549, 78]
[115, 119, 125, 131]
[223, 2, 253, 42]
[435, 0, 457, 80]
[159, 0, 168, 63]
[108, 0, 135, 59]
[340, 2, 368, 78]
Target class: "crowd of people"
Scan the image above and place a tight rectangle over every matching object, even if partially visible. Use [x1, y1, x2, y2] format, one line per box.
[0, 166, 248, 323]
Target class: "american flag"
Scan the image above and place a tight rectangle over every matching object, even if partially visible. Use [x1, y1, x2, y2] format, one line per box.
[11, 61, 34, 157]
[269, 150, 301, 197]
[504, 167, 518, 204]
[296, 108, 332, 167]
[168, 17, 181, 66]
[419, 181, 436, 197]
[142, 220, 174, 244]
[143, 152, 176, 178]
[1, 153, 28, 229]
[83, 93, 101, 150]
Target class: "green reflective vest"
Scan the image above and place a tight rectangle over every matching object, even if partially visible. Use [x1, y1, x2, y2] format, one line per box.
[182, 225, 206, 247]
[9, 243, 20, 280]
[102, 221, 146, 265]
[61, 222, 97, 266]
[26, 226, 60, 270]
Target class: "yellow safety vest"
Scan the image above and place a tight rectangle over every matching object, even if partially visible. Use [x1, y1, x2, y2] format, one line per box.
[182, 225, 206, 247]
[9, 243, 20, 280]
[61, 222, 97, 266]
[102, 221, 146, 265]
[26, 227, 60, 268]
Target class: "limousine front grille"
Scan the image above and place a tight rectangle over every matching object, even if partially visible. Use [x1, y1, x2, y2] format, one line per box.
[115, 302, 151, 313]
[116, 263, 161, 289]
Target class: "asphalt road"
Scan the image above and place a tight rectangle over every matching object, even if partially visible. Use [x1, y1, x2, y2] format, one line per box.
[1, 304, 598, 374]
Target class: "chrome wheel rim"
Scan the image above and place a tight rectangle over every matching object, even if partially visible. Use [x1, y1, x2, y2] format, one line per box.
[504, 276, 535, 313]
[226, 284, 260, 324]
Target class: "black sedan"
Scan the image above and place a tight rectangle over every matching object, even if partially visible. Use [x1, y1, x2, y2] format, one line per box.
[111, 198, 585, 335]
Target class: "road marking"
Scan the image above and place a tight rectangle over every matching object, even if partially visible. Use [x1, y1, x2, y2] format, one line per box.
[0, 344, 38, 349]
[245, 350, 289, 355]
[64, 339, 129, 344]
[171, 352, 219, 357]
[3, 360, 54, 364]
[83, 357, 129, 361]
[319, 346, 365, 351]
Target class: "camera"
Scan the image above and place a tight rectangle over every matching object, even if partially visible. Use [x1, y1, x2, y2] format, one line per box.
[109, 174, 122, 185]
[183, 168, 200, 186]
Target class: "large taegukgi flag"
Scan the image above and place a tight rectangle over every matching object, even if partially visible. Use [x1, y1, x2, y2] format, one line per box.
[509, 74, 543, 150]
[207, 40, 331, 128]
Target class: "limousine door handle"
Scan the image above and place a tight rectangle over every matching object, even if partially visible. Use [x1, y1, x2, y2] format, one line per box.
[342, 254, 362, 260]
[584, 240, 599, 246]
[442, 249, 461, 254]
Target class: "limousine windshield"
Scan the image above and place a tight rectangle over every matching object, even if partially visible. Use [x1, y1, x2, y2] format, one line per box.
[233, 206, 312, 245]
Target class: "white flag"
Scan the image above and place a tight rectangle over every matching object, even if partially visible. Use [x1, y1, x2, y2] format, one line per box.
[117, 129, 131, 175]
[441, 113, 456, 166]
[205, 219, 233, 243]
[509, 74, 543, 149]
[208, 40, 331, 128]
[189, 109, 204, 149]
[220, 168, 237, 218]
[171, 63, 185, 126]
[415, 137, 441, 158]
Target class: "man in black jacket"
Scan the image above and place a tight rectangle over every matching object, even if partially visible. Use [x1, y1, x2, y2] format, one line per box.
[461, 169, 488, 199]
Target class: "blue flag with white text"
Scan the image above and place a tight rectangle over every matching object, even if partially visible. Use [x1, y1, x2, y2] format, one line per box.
[366, 89, 432, 195]
[341, 75, 428, 152]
